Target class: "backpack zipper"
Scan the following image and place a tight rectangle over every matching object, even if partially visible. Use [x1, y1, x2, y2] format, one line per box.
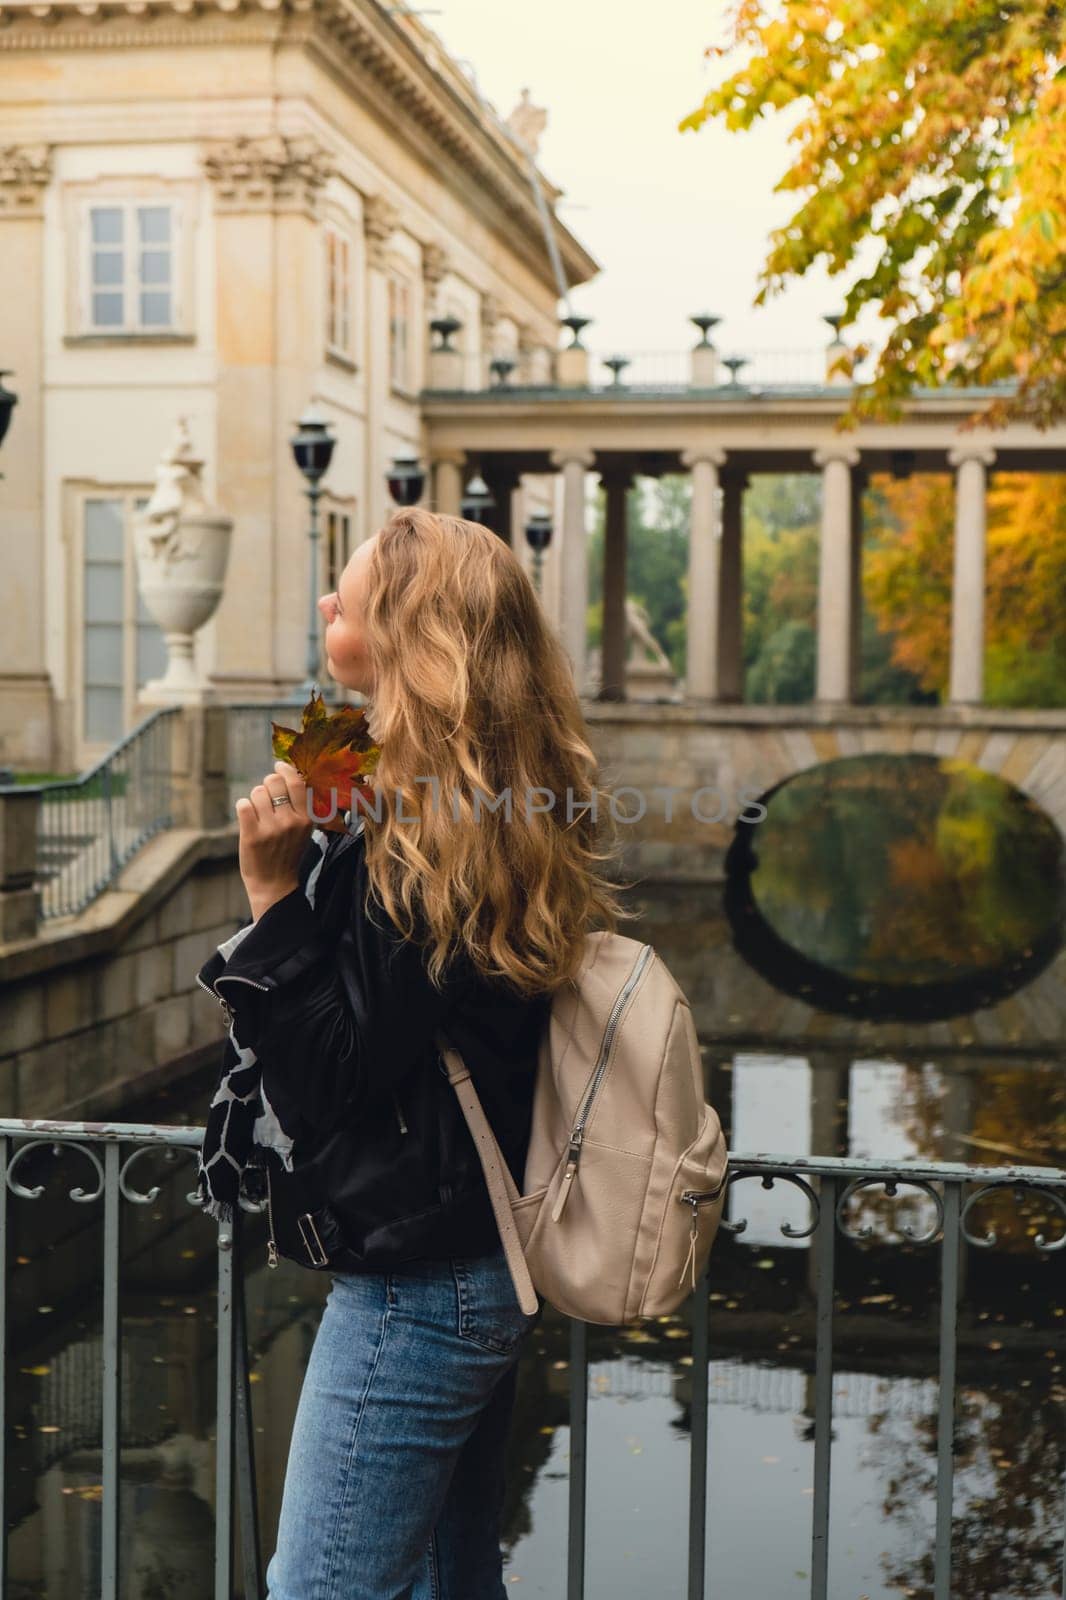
[677, 1162, 730, 1292]
[550, 942, 654, 1223]
[265, 1164, 279, 1269]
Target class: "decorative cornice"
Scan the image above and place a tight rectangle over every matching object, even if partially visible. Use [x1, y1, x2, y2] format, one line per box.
[362, 191, 398, 270]
[202, 132, 331, 215]
[0, 0, 600, 293]
[0, 142, 52, 216]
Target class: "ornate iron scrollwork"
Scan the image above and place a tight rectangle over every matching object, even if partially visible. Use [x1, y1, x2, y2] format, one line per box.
[6, 1139, 105, 1203]
[960, 1179, 1066, 1253]
[836, 1175, 944, 1245]
[717, 1166, 821, 1240]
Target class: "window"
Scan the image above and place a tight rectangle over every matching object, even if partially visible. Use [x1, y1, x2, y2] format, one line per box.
[83, 202, 178, 333]
[325, 227, 353, 359]
[82, 496, 167, 746]
[388, 272, 414, 392]
[325, 509, 351, 597]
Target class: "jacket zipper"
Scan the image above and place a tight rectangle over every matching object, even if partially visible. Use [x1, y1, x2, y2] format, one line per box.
[393, 1090, 408, 1135]
[196, 970, 269, 1031]
[551, 942, 654, 1223]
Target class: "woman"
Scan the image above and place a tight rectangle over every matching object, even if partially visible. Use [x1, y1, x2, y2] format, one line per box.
[197, 508, 636, 1599]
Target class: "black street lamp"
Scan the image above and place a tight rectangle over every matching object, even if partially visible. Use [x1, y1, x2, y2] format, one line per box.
[386, 455, 426, 506]
[460, 472, 496, 523]
[289, 406, 337, 700]
[524, 509, 553, 597]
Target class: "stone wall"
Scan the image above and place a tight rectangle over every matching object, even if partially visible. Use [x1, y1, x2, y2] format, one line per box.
[0, 829, 245, 1120]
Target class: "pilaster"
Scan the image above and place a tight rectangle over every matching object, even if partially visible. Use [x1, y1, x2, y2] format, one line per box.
[0, 143, 55, 766]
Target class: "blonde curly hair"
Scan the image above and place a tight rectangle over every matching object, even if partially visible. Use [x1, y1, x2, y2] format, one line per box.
[354, 506, 639, 997]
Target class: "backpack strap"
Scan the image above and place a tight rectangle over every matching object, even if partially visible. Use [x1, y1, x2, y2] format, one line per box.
[434, 1030, 540, 1317]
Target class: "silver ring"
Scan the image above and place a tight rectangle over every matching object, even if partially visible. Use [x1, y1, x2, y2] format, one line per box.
[270, 794, 293, 809]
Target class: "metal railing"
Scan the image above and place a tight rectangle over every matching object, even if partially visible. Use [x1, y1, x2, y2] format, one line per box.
[0, 1122, 1062, 1600]
[0, 1118, 262, 1600]
[0, 707, 179, 921]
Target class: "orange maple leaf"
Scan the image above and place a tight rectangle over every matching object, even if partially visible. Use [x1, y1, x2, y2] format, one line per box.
[271, 692, 382, 822]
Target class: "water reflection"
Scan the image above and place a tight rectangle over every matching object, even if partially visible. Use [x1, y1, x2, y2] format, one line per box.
[724, 754, 1066, 1020]
[4, 864, 1065, 1598]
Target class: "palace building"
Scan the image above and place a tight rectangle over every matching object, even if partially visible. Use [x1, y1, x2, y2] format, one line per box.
[0, 0, 597, 769]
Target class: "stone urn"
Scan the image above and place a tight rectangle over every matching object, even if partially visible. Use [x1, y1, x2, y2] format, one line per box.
[133, 418, 233, 702]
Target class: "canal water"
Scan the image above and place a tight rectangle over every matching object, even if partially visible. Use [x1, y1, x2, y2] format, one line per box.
[4, 754, 1065, 1598]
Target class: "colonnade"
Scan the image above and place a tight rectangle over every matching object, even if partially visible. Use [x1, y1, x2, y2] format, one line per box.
[431, 442, 1001, 708]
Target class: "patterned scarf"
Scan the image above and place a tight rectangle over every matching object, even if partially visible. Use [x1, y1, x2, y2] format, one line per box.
[197, 694, 380, 1223]
[195, 828, 334, 1223]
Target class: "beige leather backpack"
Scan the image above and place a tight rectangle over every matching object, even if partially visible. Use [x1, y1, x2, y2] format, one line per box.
[435, 930, 730, 1326]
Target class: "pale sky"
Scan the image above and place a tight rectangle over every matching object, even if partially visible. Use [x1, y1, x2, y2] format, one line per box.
[424, 0, 847, 368]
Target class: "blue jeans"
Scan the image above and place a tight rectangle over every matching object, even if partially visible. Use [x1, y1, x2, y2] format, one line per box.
[264, 1243, 540, 1600]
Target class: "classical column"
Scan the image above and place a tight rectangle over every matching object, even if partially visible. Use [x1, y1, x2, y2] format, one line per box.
[948, 442, 996, 705]
[813, 442, 862, 703]
[598, 467, 632, 701]
[204, 134, 330, 694]
[0, 144, 54, 767]
[549, 447, 596, 692]
[431, 450, 465, 517]
[363, 192, 400, 538]
[849, 466, 868, 698]
[718, 466, 748, 702]
[680, 447, 726, 703]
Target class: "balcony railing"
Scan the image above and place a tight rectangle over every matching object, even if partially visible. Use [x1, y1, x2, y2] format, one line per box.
[425, 346, 857, 395]
[0, 1119, 1062, 1600]
[0, 707, 178, 921]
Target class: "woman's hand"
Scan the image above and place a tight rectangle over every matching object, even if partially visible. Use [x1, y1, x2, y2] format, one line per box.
[236, 760, 346, 921]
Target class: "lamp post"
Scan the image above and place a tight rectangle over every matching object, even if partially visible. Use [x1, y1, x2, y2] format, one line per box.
[524, 510, 553, 598]
[289, 407, 337, 701]
[386, 455, 426, 506]
[460, 472, 496, 523]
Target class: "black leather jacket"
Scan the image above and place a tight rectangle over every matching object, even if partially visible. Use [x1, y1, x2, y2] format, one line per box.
[196, 825, 550, 1274]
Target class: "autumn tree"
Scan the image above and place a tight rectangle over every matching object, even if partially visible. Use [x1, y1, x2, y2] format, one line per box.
[681, 0, 1066, 427]
[863, 472, 1066, 705]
